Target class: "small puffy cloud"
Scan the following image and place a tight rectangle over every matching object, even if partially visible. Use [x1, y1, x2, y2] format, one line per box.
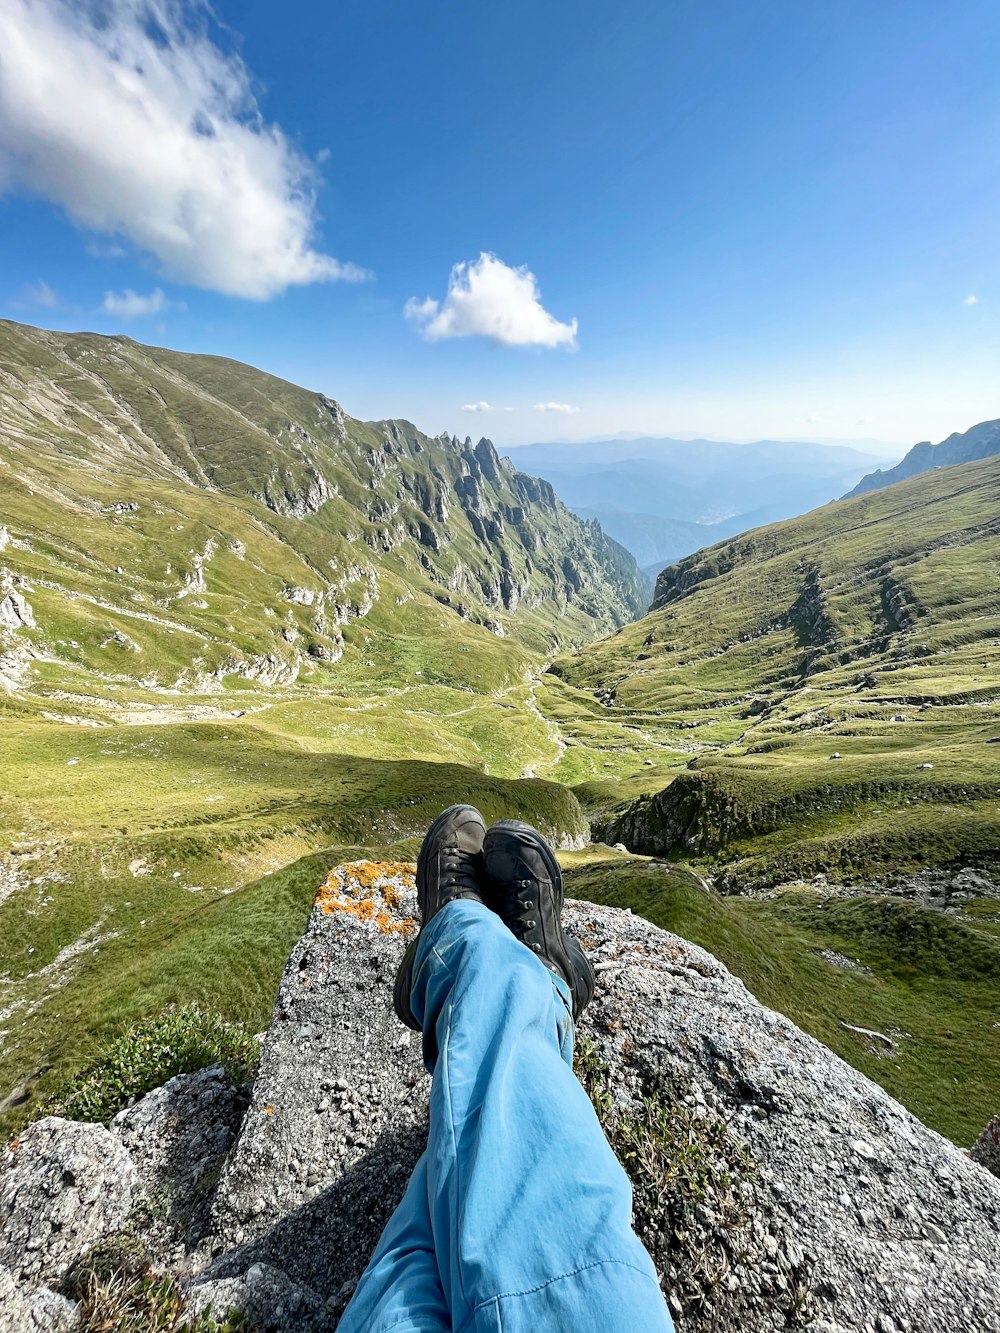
[0, 0, 369, 299]
[15, 279, 57, 308]
[533, 401, 579, 414]
[964, 294, 979, 305]
[102, 288, 178, 318]
[461, 401, 493, 413]
[806, 411, 822, 423]
[405, 252, 577, 348]
[855, 416, 870, 427]
[87, 239, 127, 260]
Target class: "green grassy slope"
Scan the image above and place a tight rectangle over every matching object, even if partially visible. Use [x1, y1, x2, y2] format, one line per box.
[564, 851, 1000, 1145]
[0, 317, 646, 682]
[555, 452, 1000, 888]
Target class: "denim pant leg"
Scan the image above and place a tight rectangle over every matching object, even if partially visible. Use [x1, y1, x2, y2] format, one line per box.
[337, 1151, 450, 1333]
[411, 900, 673, 1333]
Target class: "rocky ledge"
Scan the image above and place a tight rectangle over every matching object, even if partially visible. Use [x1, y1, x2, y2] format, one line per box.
[2, 861, 999, 1332]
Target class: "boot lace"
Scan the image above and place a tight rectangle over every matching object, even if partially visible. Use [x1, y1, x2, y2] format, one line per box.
[441, 845, 480, 897]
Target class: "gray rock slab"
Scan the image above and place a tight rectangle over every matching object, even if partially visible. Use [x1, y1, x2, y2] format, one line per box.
[112, 1063, 247, 1262]
[0, 1265, 81, 1332]
[0, 1117, 138, 1286]
[204, 862, 430, 1318]
[198, 861, 1000, 1332]
[572, 899, 1000, 1333]
[185, 1261, 329, 1333]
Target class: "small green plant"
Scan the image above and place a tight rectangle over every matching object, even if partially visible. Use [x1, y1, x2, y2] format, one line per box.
[49, 1006, 260, 1125]
[63, 1235, 250, 1332]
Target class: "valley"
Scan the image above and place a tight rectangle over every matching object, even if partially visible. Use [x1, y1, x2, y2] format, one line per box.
[1, 321, 998, 1152]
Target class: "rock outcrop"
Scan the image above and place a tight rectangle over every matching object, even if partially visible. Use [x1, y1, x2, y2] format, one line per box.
[3, 861, 1000, 1332]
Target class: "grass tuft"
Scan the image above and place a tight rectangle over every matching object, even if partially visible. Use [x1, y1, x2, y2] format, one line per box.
[63, 1234, 250, 1332]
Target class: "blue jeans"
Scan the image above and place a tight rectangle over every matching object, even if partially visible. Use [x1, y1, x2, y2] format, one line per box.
[338, 900, 674, 1333]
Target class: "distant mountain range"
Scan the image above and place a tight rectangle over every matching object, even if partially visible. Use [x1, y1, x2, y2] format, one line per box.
[501, 437, 891, 571]
[846, 417, 1000, 498]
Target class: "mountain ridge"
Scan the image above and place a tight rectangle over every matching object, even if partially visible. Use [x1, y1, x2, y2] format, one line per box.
[846, 415, 1000, 498]
[0, 318, 647, 699]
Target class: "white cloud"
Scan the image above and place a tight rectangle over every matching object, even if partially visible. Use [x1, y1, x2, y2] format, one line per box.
[102, 287, 178, 318]
[87, 238, 127, 260]
[533, 401, 579, 414]
[405, 252, 577, 348]
[15, 279, 57, 308]
[806, 411, 822, 423]
[0, 0, 370, 299]
[964, 294, 979, 305]
[460, 401, 493, 413]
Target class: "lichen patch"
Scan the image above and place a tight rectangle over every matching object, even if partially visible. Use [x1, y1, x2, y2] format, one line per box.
[315, 861, 417, 935]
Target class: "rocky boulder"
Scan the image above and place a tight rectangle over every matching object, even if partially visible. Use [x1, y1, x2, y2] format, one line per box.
[0, 1119, 138, 1288]
[197, 861, 1000, 1331]
[1, 860, 999, 1332]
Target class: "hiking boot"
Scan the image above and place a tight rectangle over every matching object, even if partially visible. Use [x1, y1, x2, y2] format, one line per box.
[483, 820, 595, 1019]
[393, 803, 487, 1030]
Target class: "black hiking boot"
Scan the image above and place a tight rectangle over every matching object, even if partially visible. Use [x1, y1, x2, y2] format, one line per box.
[483, 820, 595, 1020]
[393, 803, 488, 1030]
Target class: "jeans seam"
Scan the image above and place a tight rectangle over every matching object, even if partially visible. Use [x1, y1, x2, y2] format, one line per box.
[438, 963, 470, 1318]
[373, 1316, 443, 1333]
[455, 1257, 664, 1329]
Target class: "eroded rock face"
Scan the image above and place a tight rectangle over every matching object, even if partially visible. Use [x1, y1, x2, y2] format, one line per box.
[184, 1261, 328, 1333]
[0, 1265, 80, 1333]
[203, 862, 431, 1323]
[2, 862, 1000, 1332]
[113, 1065, 248, 1263]
[0, 1119, 137, 1286]
[0, 585, 35, 631]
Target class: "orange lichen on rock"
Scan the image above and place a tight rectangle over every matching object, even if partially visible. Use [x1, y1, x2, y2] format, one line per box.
[315, 860, 417, 935]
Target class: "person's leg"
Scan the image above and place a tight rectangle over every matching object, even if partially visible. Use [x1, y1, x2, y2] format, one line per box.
[411, 898, 674, 1333]
[337, 1153, 450, 1333]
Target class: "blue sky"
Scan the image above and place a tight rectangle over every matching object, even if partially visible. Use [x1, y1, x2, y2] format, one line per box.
[1, 0, 999, 449]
